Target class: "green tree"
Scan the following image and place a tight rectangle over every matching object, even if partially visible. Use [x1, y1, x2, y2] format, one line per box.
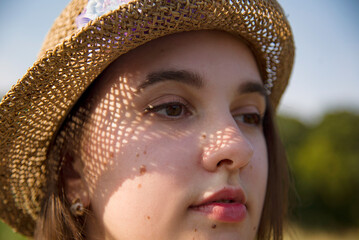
[277, 111, 359, 230]
[0, 221, 28, 240]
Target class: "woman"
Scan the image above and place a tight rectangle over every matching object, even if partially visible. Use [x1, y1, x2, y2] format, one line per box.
[0, 0, 294, 239]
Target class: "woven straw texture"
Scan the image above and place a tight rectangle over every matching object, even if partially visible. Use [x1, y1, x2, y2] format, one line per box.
[0, 0, 294, 236]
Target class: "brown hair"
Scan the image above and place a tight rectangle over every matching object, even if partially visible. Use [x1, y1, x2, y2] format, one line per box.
[258, 100, 290, 240]
[34, 86, 94, 240]
[34, 79, 289, 240]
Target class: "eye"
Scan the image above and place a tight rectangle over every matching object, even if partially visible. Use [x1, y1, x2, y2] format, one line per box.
[234, 113, 263, 127]
[144, 101, 192, 120]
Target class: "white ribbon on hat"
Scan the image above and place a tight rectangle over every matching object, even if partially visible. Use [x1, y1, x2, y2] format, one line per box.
[76, 0, 132, 28]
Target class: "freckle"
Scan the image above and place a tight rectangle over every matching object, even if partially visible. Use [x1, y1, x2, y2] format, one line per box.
[194, 228, 197, 232]
[202, 134, 206, 139]
[109, 152, 114, 158]
[211, 224, 216, 229]
[147, 216, 151, 220]
[253, 226, 257, 231]
[136, 153, 140, 157]
[140, 165, 147, 175]
[137, 184, 142, 188]
[143, 150, 147, 155]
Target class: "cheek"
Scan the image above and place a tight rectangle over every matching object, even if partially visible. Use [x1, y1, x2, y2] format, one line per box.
[249, 151, 268, 196]
[250, 136, 268, 180]
[88, 134, 199, 239]
[85, 123, 199, 206]
[246, 133, 268, 182]
[242, 134, 268, 221]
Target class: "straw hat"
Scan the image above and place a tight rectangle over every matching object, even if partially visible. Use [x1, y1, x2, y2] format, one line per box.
[0, 0, 294, 236]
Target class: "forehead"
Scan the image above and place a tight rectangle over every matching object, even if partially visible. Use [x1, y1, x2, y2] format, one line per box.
[84, 31, 264, 108]
[100, 30, 262, 88]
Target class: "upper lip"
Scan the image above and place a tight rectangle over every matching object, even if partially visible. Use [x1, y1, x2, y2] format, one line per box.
[190, 187, 247, 207]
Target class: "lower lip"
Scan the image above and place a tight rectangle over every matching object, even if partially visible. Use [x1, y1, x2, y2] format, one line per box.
[190, 203, 247, 222]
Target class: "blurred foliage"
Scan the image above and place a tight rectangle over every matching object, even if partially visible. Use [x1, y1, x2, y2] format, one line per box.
[277, 111, 359, 230]
[0, 221, 27, 240]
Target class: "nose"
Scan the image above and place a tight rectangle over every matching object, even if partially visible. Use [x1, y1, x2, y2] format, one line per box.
[201, 126, 253, 172]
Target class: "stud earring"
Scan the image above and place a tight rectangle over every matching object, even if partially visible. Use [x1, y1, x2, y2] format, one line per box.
[70, 198, 85, 216]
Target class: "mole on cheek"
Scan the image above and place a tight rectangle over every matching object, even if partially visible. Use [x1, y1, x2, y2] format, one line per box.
[202, 134, 206, 139]
[143, 150, 147, 155]
[140, 165, 147, 175]
[211, 224, 216, 229]
[137, 184, 142, 188]
[194, 228, 197, 232]
[147, 216, 151, 220]
[136, 153, 140, 157]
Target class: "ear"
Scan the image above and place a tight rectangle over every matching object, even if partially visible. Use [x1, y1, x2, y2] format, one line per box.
[61, 153, 90, 208]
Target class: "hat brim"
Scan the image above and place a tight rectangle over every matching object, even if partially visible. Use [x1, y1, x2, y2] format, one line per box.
[0, 0, 294, 236]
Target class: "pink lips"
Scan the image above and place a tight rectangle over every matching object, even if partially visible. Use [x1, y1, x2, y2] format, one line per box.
[190, 187, 247, 222]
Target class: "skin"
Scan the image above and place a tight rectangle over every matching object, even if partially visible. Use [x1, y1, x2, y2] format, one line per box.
[65, 30, 268, 240]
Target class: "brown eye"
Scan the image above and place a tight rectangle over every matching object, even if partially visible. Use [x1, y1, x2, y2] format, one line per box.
[144, 102, 191, 120]
[165, 104, 183, 116]
[243, 114, 261, 125]
[235, 113, 263, 126]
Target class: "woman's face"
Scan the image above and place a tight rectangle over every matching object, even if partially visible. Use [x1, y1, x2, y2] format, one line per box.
[75, 30, 268, 240]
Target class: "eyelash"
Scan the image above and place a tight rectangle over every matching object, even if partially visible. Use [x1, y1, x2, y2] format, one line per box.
[144, 101, 192, 120]
[234, 113, 264, 127]
[144, 100, 264, 126]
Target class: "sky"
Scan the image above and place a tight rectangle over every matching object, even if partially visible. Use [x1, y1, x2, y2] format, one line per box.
[0, 0, 358, 122]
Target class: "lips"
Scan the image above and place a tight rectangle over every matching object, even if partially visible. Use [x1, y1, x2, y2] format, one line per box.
[189, 187, 247, 223]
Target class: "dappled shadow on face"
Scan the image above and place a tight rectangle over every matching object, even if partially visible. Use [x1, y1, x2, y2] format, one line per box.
[50, 69, 197, 207]
[57, 73, 242, 195]
[52, 68, 256, 209]
[47, 31, 268, 239]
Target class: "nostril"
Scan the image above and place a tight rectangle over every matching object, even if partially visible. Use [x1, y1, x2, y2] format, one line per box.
[216, 159, 233, 167]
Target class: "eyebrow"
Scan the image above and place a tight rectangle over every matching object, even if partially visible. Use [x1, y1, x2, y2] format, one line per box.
[137, 70, 204, 91]
[238, 81, 267, 96]
[137, 69, 266, 97]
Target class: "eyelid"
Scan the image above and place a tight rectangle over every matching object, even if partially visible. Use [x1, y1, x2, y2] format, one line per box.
[142, 94, 194, 121]
[231, 105, 265, 127]
[231, 105, 263, 116]
[143, 95, 189, 111]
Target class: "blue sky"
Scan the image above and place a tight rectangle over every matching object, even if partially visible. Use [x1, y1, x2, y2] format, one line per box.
[278, 0, 359, 121]
[0, 0, 358, 122]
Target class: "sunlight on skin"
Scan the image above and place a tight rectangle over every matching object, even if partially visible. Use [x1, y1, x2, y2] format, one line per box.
[60, 30, 268, 240]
